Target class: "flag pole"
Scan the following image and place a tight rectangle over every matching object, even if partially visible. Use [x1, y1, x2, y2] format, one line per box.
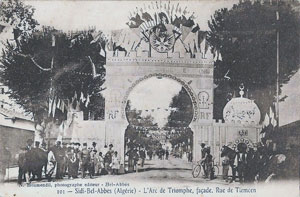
[276, 0, 280, 128]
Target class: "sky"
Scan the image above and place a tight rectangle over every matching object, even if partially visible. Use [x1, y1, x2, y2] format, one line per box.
[1, 0, 298, 126]
[26, 0, 238, 32]
[128, 77, 182, 127]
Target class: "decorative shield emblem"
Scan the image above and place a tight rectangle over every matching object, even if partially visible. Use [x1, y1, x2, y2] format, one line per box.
[149, 24, 175, 53]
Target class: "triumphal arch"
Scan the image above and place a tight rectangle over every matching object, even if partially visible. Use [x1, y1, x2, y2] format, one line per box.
[102, 5, 215, 170]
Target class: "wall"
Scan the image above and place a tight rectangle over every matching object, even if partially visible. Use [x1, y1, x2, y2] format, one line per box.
[0, 124, 35, 167]
[197, 120, 262, 165]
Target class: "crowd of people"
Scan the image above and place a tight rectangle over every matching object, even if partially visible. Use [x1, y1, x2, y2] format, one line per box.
[17, 139, 120, 185]
[218, 140, 290, 183]
[10, 138, 296, 185]
[198, 141, 292, 183]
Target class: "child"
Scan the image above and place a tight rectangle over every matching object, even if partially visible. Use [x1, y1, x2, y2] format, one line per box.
[95, 152, 104, 175]
[111, 151, 120, 175]
[222, 155, 230, 182]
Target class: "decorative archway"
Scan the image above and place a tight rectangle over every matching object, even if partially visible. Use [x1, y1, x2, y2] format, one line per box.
[121, 73, 198, 122]
[102, 2, 214, 173]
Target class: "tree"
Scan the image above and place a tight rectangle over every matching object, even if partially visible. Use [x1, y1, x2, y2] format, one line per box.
[165, 87, 193, 149]
[0, 0, 38, 42]
[208, 0, 300, 120]
[166, 87, 193, 127]
[0, 27, 106, 135]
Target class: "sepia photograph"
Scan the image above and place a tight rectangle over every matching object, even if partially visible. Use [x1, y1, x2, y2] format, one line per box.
[0, 0, 299, 196]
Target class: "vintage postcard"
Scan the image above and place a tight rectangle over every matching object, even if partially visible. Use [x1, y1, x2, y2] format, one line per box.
[0, 0, 299, 196]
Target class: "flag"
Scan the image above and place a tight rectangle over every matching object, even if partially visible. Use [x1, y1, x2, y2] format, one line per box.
[271, 118, 277, 127]
[263, 113, 270, 128]
[269, 106, 278, 127]
[200, 37, 206, 54]
[224, 70, 231, 80]
[52, 96, 57, 118]
[218, 52, 222, 61]
[48, 97, 53, 116]
[56, 99, 61, 109]
[90, 33, 101, 44]
[80, 92, 85, 102]
[191, 24, 200, 33]
[232, 37, 238, 43]
[52, 35, 56, 47]
[85, 94, 90, 107]
[100, 47, 105, 57]
[269, 106, 274, 121]
[72, 91, 78, 103]
[75, 100, 80, 111]
[214, 50, 218, 62]
[60, 100, 65, 113]
[59, 122, 64, 134]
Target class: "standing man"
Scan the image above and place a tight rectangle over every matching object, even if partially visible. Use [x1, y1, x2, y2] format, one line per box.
[200, 143, 207, 177]
[126, 147, 134, 173]
[165, 149, 169, 160]
[17, 147, 27, 185]
[74, 143, 80, 175]
[147, 149, 153, 160]
[25, 139, 33, 182]
[89, 149, 97, 178]
[51, 141, 65, 179]
[31, 141, 46, 180]
[104, 144, 114, 174]
[235, 144, 248, 183]
[79, 143, 91, 178]
[61, 142, 68, 177]
[222, 154, 230, 182]
[40, 142, 48, 176]
[132, 147, 139, 173]
[139, 147, 146, 168]
[203, 147, 214, 179]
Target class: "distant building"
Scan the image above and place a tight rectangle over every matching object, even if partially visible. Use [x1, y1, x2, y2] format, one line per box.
[0, 23, 35, 167]
[0, 107, 35, 166]
[279, 120, 300, 149]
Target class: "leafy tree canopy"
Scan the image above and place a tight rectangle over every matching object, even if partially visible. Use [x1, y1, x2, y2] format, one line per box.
[0, 0, 108, 132]
[0, 0, 38, 36]
[208, 1, 300, 120]
[166, 87, 193, 127]
[1, 27, 106, 127]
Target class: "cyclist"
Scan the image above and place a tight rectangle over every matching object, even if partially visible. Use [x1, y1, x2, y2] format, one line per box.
[200, 143, 207, 177]
[203, 147, 214, 179]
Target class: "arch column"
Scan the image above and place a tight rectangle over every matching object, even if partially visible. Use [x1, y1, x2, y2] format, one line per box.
[105, 119, 128, 174]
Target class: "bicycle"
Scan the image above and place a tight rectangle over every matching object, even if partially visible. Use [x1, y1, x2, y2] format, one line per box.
[192, 159, 219, 178]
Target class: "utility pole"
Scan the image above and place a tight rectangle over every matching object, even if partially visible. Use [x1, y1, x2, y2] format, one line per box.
[276, 0, 280, 127]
